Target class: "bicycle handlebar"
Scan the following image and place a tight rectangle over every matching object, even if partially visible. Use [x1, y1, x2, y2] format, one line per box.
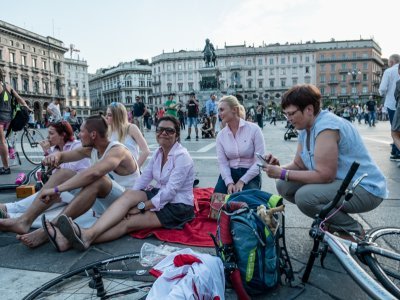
[318, 161, 360, 220]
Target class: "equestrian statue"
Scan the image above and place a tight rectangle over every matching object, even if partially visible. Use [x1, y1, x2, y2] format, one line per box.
[202, 38, 216, 67]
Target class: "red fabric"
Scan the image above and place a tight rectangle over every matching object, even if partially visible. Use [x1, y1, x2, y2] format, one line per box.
[130, 188, 217, 247]
[173, 254, 202, 267]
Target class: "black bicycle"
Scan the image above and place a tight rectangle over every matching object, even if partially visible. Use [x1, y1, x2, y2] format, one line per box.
[302, 161, 400, 299]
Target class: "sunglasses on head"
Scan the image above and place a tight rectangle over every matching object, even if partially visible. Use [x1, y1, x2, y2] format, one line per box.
[156, 127, 176, 135]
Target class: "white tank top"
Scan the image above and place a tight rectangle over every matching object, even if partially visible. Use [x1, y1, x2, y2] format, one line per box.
[90, 141, 139, 189]
[109, 126, 139, 160]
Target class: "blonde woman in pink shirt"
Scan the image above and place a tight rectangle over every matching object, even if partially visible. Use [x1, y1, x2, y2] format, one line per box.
[215, 95, 266, 194]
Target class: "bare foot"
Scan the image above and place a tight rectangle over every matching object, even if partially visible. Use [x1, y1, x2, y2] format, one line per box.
[44, 221, 72, 252]
[0, 217, 31, 234]
[17, 228, 48, 248]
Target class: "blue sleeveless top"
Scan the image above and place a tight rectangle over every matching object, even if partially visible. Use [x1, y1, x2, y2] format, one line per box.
[298, 110, 388, 199]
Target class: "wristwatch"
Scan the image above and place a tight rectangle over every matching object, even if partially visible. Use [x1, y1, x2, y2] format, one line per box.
[137, 201, 146, 214]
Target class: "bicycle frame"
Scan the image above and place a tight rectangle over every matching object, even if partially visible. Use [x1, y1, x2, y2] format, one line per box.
[23, 127, 40, 147]
[324, 232, 396, 299]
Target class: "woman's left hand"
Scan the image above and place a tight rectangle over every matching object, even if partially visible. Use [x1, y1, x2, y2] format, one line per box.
[234, 180, 245, 193]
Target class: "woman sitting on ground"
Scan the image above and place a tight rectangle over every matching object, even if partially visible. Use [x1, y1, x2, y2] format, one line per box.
[55, 116, 195, 251]
[214, 95, 265, 194]
[106, 102, 150, 169]
[261, 84, 387, 238]
[201, 116, 213, 138]
[0, 121, 90, 247]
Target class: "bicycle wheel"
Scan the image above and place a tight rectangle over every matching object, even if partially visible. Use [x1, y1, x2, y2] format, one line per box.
[23, 253, 153, 299]
[21, 128, 45, 165]
[364, 226, 400, 298]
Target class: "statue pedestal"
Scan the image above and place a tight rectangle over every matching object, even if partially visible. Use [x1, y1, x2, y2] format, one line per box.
[198, 67, 220, 105]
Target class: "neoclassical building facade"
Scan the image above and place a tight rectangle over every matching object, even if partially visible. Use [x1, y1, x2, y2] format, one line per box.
[64, 57, 91, 119]
[151, 39, 383, 108]
[0, 20, 68, 123]
[89, 60, 152, 114]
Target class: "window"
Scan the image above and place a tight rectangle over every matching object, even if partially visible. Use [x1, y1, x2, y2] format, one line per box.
[167, 74, 171, 81]
[178, 73, 183, 81]
[269, 58, 274, 65]
[362, 86, 368, 94]
[258, 80, 263, 88]
[167, 64, 171, 71]
[305, 77, 311, 84]
[351, 86, 357, 95]
[34, 81, 39, 93]
[363, 73, 368, 81]
[293, 57, 297, 63]
[178, 83, 183, 91]
[292, 67, 297, 74]
[331, 64, 336, 71]
[248, 80, 252, 88]
[320, 54, 325, 59]
[281, 79, 286, 87]
[11, 77, 18, 90]
[363, 62, 368, 70]
[280, 68, 286, 75]
[178, 64, 182, 70]
[269, 79, 274, 87]
[9, 40, 13, 46]
[331, 54, 336, 59]
[330, 86, 336, 96]
[320, 64, 325, 72]
[258, 58, 263, 65]
[167, 83, 172, 92]
[281, 57, 285, 64]
[258, 69, 262, 76]
[9, 52, 15, 63]
[305, 56, 310, 62]
[188, 73, 193, 80]
[188, 82, 193, 90]
[305, 66, 310, 73]
[23, 78, 29, 91]
[292, 78, 298, 85]
[42, 60, 47, 70]
[341, 53, 347, 59]
[44, 82, 49, 94]
[0, 49, 2, 60]
[21, 56, 26, 66]
[341, 63, 346, 70]
[269, 68, 274, 76]
[32, 47, 35, 53]
[188, 63, 192, 70]
[320, 87, 325, 95]
[352, 63, 357, 70]
[247, 59, 252, 66]
[320, 75, 326, 83]
[330, 74, 336, 81]
[341, 74, 346, 82]
[341, 87, 347, 95]
[248, 70, 252, 76]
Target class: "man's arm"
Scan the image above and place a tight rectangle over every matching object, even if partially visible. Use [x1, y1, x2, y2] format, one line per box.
[43, 146, 92, 169]
[379, 70, 389, 97]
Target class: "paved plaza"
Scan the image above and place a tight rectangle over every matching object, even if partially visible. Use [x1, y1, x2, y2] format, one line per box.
[0, 120, 399, 299]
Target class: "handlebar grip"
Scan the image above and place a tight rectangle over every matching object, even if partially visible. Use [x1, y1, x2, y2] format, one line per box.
[339, 161, 360, 193]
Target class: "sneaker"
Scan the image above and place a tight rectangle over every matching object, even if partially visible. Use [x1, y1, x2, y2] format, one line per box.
[0, 167, 10, 175]
[185, 136, 191, 141]
[196, 136, 199, 141]
[390, 155, 400, 161]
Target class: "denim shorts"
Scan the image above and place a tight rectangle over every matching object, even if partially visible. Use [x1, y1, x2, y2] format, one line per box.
[188, 117, 198, 127]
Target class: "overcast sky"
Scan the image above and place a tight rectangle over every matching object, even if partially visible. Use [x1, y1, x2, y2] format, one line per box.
[4, 0, 398, 73]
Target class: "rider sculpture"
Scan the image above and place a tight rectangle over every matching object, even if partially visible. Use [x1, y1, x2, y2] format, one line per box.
[202, 38, 216, 67]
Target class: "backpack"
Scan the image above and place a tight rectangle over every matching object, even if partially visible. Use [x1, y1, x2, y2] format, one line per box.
[211, 190, 294, 297]
[5, 86, 29, 137]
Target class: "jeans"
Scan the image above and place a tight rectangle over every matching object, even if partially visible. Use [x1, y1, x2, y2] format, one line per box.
[368, 111, 376, 126]
[214, 167, 261, 194]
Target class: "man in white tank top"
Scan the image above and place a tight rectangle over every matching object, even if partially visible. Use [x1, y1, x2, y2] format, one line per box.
[2, 115, 139, 251]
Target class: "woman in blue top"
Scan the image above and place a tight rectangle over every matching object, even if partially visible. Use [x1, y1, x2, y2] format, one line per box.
[261, 84, 387, 238]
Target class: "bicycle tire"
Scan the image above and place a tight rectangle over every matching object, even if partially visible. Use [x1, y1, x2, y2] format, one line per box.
[364, 226, 400, 298]
[21, 128, 45, 165]
[23, 253, 152, 299]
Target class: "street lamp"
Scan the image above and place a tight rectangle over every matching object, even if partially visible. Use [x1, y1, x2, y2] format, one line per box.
[348, 69, 361, 98]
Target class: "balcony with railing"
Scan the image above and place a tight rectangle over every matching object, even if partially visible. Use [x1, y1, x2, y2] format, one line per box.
[20, 64, 29, 71]
[9, 62, 18, 69]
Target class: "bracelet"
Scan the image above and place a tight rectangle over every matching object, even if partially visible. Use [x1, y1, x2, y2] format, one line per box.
[54, 186, 61, 194]
[285, 170, 290, 182]
[280, 169, 287, 181]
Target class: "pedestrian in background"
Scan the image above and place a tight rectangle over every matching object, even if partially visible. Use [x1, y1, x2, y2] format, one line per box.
[205, 93, 218, 137]
[185, 93, 199, 141]
[165, 94, 178, 117]
[379, 54, 400, 160]
[256, 101, 264, 128]
[132, 96, 146, 134]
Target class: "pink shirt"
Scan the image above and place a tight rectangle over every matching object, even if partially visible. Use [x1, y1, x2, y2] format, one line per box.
[49, 140, 90, 173]
[216, 119, 265, 186]
[133, 142, 194, 211]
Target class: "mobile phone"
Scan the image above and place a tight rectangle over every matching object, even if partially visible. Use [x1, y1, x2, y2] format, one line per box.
[257, 163, 266, 168]
[255, 153, 267, 163]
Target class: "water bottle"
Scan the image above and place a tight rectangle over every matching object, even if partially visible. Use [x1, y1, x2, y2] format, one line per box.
[15, 172, 26, 185]
[9, 146, 15, 159]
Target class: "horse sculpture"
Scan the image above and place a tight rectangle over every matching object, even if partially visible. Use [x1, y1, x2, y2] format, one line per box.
[203, 38, 216, 67]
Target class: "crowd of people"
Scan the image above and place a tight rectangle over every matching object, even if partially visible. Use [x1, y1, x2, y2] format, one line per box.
[0, 61, 394, 251]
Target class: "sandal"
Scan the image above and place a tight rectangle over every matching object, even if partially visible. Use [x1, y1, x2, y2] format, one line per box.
[42, 214, 61, 252]
[0, 167, 10, 175]
[57, 214, 85, 251]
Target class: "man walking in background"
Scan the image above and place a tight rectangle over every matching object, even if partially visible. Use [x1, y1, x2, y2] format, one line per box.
[185, 93, 199, 141]
[205, 93, 218, 137]
[132, 96, 146, 134]
[379, 54, 400, 160]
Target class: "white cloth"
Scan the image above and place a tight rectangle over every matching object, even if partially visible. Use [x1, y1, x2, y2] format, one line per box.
[148, 248, 225, 300]
[109, 128, 139, 161]
[47, 102, 62, 122]
[379, 63, 400, 110]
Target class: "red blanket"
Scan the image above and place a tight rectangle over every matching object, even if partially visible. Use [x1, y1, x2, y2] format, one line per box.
[130, 187, 217, 247]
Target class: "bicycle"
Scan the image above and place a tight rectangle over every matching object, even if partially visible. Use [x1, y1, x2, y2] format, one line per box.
[302, 161, 400, 299]
[9, 125, 45, 165]
[6, 129, 22, 167]
[23, 253, 153, 299]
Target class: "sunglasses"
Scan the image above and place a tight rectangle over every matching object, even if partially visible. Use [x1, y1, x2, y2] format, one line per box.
[156, 127, 176, 135]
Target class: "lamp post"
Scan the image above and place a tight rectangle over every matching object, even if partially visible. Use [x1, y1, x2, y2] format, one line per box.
[348, 69, 361, 103]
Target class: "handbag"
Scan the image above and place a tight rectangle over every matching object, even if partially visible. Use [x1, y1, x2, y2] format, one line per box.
[209, 192, 229, 220]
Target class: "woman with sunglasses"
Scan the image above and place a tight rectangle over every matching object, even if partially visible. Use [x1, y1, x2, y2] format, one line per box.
[214, 95, 265, 194]
[56, 116, 195, 251]
[0, 121, 90, 246]
[106, 102, 150, 168]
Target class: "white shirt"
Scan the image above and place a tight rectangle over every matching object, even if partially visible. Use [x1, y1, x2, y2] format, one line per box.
[379, 63, 400, 110]
[47, 102, 62, 122]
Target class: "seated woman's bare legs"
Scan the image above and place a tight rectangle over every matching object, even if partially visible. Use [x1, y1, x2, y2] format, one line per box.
[78, 190, 154, 248]
[0, 169, 76, 234]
